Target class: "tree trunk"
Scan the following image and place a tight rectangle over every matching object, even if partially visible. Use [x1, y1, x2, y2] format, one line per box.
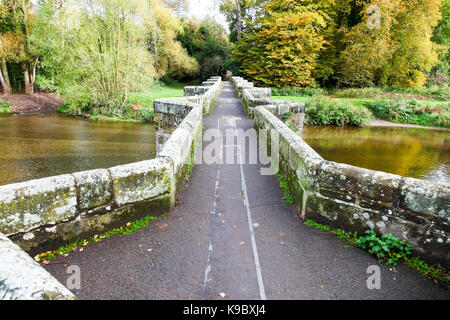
[0, 59, 12, 94]
[23, 63, 34, 95]
[235, 0, 242, 39]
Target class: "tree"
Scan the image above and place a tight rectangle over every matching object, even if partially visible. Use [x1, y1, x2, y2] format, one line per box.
[232, 0, 327, 87]
[429, 0, 449, 86]
[149, 0, 198, 79]
[218, 0, 268, 42]
[177, 17, 230, 79]
[33, 0, 157, 111]
[0, 0, 37, 94]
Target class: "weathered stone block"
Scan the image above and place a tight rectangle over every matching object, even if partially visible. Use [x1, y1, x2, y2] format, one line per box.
[72, 169, 112, 211]
[0, 233, 75, 300]
[0, 175, 78, 235]
[400, 177, 449, 219]
[318, 161, 402, 203]
[109, 158, 172, 207]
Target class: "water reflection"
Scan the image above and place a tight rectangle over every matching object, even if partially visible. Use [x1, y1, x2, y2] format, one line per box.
[0, 114, 156, 186]
[302, 126, 449, 185]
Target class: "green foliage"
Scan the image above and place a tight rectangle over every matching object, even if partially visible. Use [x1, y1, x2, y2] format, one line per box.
[232, 0, 327, 87]
[271, 87, 327, 97]
[33, 0, 157, 114]
[177, 17, 230, 80]
[368, 100, 450, 128]
[303, 219, 449, 283]
[332, 86, 450, 101]
[305, 96, 374, 127]
[277, 172, 295, 205]
[0, 97, 11, 112]
[333, 229, 358, 243]
[356, 230, 412, 266]
[304, 219, 330, 232]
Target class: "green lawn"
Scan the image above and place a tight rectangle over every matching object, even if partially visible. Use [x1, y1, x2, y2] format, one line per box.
[127, 81, 186, 109]
[273, 95, 449, 108]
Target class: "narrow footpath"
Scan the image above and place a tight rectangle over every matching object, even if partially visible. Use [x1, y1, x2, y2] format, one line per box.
[43, 82, 450, 299]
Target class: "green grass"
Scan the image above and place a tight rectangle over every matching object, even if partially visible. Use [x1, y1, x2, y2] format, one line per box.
[127, 80, 187, 109]
[274, 96, 448, 108]
[273, 96, 309, 104]
[57, 80, 199, 122]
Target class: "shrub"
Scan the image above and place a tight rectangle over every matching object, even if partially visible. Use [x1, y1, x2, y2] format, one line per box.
[332, 86, 450, 101]
[305, 96, 374, 127]
[271, 87, 327, 97]
[367, 99, 450, 128]
[57, 95, 94, 115]
[356, 230, 412, 266]
[0, 98, 11, 113]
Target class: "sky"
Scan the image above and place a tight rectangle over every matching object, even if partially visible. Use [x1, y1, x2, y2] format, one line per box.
[29, 0, 229, 31]
[187, 0, 229, 30]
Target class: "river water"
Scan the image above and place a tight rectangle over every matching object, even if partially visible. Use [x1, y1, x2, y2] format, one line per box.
[0, 114, 156, 186]
[303, 126, 449, 185]
[0, 114, 448, 186]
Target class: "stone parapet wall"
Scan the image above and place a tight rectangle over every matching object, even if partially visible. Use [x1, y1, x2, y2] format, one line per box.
[230, 77, 305, 119]
[0, 77, 220, 299]
[0, 233, 75, 300]
[252, 105, 450, 269]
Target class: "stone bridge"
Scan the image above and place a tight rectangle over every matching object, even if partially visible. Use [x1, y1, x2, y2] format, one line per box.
[0, 78, 448, 300]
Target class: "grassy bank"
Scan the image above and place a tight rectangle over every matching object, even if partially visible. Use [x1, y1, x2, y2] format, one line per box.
[273, 86, 450, 128]
[57, 80, 193, 122]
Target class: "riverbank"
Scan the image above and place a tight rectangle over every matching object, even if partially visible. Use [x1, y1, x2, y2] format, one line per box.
[0, 92, 62, 113]
[368, 118, 450, 131]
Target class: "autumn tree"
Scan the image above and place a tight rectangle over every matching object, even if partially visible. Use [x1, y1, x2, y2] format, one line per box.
[232, 0, 327, 87]
[149, 0, 198, 79]
[319, 0, 443, 88]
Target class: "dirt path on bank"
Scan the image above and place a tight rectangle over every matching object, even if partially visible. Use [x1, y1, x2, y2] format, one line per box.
[368, 118, 449, 131]
[0, 92, 63, 113]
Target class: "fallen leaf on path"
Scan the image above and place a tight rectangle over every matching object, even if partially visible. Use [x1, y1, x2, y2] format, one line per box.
[239, 241, 246, 245]
[79, 248, 84, 252]
[218, 293, 226, 298]
[159, 223, 169, 230]
[233, 225, 238, 229]
[278, 231, 286, 237]
[34, 255, 40, 262]
[221, 220, 226, 224]
[147, 249, 153, 252]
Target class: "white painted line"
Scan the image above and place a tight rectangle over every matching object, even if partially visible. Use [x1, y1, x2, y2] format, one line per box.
[201, 161, 221, 297]
[202, 117, 222, 297]
[234, 121, 267, 300]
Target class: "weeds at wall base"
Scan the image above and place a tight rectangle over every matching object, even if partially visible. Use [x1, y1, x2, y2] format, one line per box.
[303, 219, 450, 285]
[35, 214, 167, 263]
